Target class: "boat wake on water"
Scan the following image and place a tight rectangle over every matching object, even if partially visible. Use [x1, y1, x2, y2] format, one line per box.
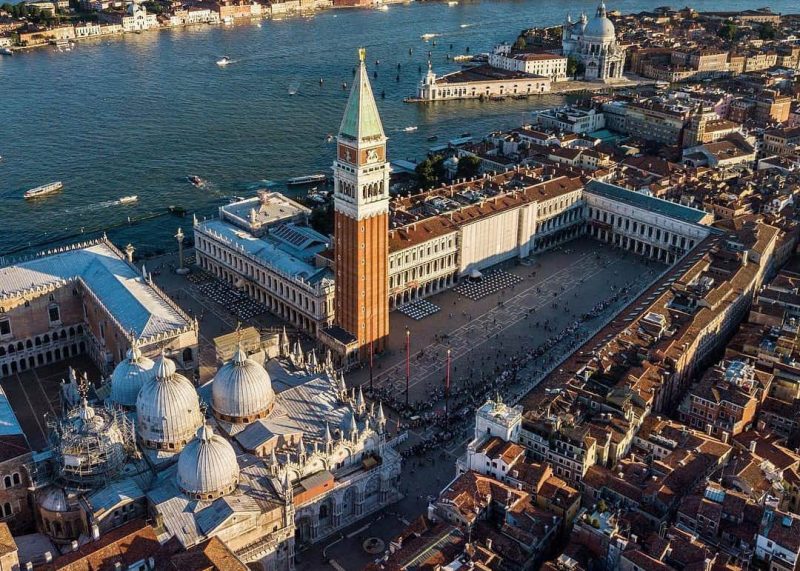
[63, 197, 135, 214]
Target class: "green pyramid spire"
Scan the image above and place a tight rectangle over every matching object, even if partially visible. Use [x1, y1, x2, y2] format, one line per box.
[339, 48, 386, 143]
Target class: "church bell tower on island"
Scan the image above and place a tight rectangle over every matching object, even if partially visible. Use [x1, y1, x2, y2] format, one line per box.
[332, 48, 390, 358]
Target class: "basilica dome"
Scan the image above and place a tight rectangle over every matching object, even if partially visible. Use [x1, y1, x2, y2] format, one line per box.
[211, 346, 274, 424]
[110, 342, 155, 408]
[177, 425, 239, 500]
[38, 486, 71, 513]
[136, 354, 203, 452]
[55, 398, 127, 488]
[583, 2, 616, 40]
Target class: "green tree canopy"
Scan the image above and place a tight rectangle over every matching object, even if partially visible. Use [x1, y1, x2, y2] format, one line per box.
[758, 23, 777, 40]
[415, 154, 445, 189]
[455, 155, 481, 180]
[717, 20, 737, 41]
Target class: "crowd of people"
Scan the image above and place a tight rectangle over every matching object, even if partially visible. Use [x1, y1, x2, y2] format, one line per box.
[367, 263, 659, 457]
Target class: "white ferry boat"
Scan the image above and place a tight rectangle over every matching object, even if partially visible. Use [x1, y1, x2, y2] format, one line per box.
[24, 181, 63, 200]
[119, 195, 138, 205]
[287, 174, 327, 186]
[216, 56, 231, 66]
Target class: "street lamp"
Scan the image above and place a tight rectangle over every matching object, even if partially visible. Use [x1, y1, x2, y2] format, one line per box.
[405, 328, 410, 408]
[445, 348, 451, 427]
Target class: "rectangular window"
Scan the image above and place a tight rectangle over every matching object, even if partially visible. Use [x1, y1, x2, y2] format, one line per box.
[0, 320, 9, 336]
[48, 306, 60, 323]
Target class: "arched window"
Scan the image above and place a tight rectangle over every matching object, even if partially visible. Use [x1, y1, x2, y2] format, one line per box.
[12, 473, 20, 486]
[2, 503, 10, 517]
[2, 476, 10, 488]
[182, 348, 193, 363]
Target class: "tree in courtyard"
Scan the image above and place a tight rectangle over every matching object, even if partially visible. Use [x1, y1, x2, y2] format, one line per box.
[309, 201, 334, 237]
[567, 56, 585, 79]
[513, 35, 527, 51]
[717, 20, 737, 41]
[455, 155, 481, 180]
[415, 154, 445, 189]
[758, 22, 777, 40]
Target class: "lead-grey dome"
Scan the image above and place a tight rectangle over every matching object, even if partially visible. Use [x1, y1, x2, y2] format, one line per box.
[211, 346, 274, 424]
[583, 2, 615, 40]
[110, 342, 155, 408]
[136, 354, 203, 452]
[38, 486, 69, 512]
[177, 425, 239, 500]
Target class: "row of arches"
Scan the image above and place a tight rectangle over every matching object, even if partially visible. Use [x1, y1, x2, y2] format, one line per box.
[2, 473, 21, 489]
[1, 341, 86, 377]
[390, 273, 457, 310]
[0, 324, 84, 358]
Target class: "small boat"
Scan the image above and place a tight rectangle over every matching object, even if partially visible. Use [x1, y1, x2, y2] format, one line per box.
[118, 195, 138, 205]
[256, 22, 262, 27]
[448, 1, 458, 5]
[216, 56, 231, 66]
[287, 174, 327, 186]
[24, 181, 63, 200]
[427, 135, 438, 142]
[325, 134, 334, 142]
[453, 55, 472, 62]
[420, 33, 437, 40]
[187, 175, 206, 187]
[168, 205, 187, 216]
[288, 81, 299, 95]
[460, 132, 471, 137]
[307, 190, 327, 204]
[0, 48, 12, 56]
[403, 126, 418, 132]
[378, 4, 388, 10]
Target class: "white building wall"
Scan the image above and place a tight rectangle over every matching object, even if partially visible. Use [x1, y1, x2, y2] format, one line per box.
[459, 209, 520, 274]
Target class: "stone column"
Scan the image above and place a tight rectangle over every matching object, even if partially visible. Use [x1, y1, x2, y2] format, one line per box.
[175, 228, 189, 275]
[355, 488, 365, 516]
[331, 497, 342, 528]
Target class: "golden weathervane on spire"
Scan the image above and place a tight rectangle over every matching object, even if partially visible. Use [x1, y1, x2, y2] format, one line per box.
[358, 47, 366, 62]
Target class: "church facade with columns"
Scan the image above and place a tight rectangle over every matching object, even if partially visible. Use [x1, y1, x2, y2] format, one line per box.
[562, 2, 627, 82]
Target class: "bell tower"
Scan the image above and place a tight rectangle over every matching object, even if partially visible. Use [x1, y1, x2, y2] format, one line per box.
[333, 48, 390, 357]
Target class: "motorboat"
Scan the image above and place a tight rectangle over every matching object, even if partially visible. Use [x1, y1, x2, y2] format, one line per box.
[118, 195, 138, 205]
[420, 33, 438, 40]
[307, 190, 328, 204]
[216, 56, 231, 66]
[427, 135, 438, 142]
[287, 174, 327, 186]
[24, 181, 63, 200]
[187, 175, 206, 187]
[0, 48, 12, 56]
[403, 126, 418, 132]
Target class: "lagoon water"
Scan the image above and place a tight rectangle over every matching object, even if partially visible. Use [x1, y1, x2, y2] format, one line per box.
[0, 0, 795, 255]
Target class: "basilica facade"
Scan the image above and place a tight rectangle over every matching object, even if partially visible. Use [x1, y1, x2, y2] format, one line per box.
[562, 2, 627, 82]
